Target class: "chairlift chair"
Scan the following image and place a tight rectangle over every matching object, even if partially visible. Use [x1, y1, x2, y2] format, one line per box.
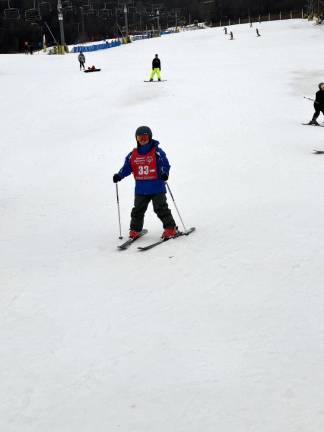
[62, 0, 73, 12]
[39, 1, 51, 16]
[62, 1, 72, 8]
[99, 4, 113, 18]
[24, 0, 41, 21]
[24, 8, 41, 21]
[3, 0, 20, 20]
[4, 8, 20, 19]
[78, 0, 94, 15]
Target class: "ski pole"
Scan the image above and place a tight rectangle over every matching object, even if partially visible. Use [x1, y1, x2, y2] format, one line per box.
[115, 183, 123, 239]
[303, 96, 318, 103]
[165, 182, 187, 232]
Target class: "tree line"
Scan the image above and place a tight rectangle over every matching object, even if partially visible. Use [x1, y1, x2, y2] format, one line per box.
[0, 0, 308, 53]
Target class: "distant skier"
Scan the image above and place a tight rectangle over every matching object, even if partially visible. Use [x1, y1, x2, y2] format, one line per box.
[113, 126, 178, 239]
[78, 51, 85, 71]
[224, 27, 227, 35]
[307, 83, 324, 125]
[229, 31, 234, 40]
[256, 28, 261, 37]
[149, 54, 161, 82]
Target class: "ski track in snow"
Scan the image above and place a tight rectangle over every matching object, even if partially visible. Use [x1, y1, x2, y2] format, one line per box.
[1, 19, 324, 432]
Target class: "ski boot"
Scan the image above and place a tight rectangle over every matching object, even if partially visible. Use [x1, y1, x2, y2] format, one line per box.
[162, 227, 178, 239]
[129, 230, 141, 239]
[309, 120, 320, 126]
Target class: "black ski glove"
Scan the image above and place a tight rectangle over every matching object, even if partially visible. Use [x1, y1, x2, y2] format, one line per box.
[113, 174, 121, 183]
[160, 172, 168, 181]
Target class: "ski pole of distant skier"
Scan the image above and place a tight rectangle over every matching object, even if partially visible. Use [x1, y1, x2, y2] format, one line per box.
[115, 183, 123, 239]
[303, 96, 317, 103]
[165, 182, 187, 232]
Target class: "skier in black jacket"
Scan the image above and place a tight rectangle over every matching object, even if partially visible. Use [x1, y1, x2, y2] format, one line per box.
[78, 52, 86, 71]
[149, 54, 161, 82]
[308, 83, 324, 125]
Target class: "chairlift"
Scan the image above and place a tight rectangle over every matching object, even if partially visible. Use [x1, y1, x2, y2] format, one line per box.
[25, 9, 41, 21]
[4, 8, 20, 19]
[24, 0, 41, 21]
[61, 0, 73, 13]
[99, 4, 113, 18]
[62, 1, 72, 9]
[39, 1, 51, 17]
[3, 0, 20, 20]
[81, 5, 96, 15]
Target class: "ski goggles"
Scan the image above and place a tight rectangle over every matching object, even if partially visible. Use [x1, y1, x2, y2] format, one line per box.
[136, 134, 150, 144]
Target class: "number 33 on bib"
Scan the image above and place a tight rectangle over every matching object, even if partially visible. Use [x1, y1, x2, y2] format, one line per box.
[130, 147, 158, 180]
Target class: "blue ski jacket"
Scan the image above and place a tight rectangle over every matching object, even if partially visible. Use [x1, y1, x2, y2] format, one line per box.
[117, 139, 170, 195]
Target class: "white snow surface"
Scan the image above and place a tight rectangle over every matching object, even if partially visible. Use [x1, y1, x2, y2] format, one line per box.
[1, 19, 324, 432]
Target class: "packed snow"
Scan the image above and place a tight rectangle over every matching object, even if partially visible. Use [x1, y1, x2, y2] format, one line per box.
[1, 19, 324, 432]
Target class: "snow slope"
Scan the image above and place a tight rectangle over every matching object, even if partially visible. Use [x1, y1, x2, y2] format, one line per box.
[1, 19, 324, 432]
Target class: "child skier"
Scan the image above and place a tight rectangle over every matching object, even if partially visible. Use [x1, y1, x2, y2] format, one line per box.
[113, 126, 177, 239]
[149, 54, 161, 82]
[307, 83, 324, 125]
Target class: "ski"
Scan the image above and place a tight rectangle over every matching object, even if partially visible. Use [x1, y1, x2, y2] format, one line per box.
[117, 229, 148, 250]
[302, 123, 324, 127]
[313, 149, 324, 154]
[144, 80, 167, 82]
[137, 227, 196, 252]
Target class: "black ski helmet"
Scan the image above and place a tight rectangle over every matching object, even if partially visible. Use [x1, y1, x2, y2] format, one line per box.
[319, 82, 324, 89]
[135, 126, 152, 140]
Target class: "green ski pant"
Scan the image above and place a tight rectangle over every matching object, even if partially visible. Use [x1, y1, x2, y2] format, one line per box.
[150, 68, 161, 80]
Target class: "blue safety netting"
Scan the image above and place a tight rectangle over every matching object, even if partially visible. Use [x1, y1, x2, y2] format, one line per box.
[72, 40, 121, 53]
